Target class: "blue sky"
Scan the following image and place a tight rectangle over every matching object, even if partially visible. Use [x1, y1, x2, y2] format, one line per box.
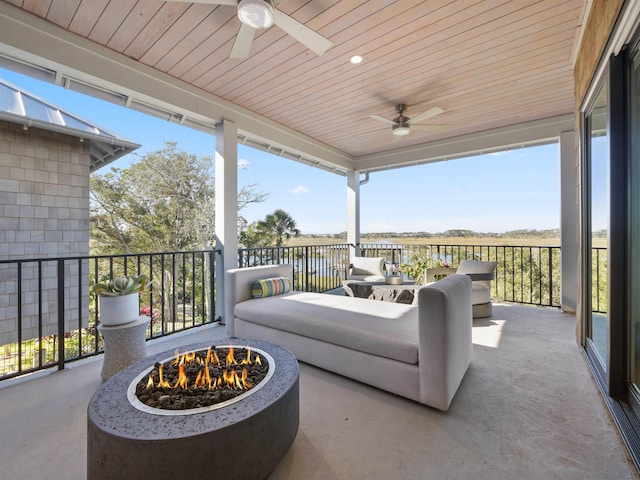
[1, 68, 560, 235]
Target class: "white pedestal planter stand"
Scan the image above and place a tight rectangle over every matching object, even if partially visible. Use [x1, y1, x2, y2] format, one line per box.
[98, 316, 150, 381]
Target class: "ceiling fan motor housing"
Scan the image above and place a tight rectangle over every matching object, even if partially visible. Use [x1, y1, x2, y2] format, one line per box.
[237, 0, 275, 29]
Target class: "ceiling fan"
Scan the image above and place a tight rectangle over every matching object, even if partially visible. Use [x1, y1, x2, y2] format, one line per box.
[168, 0, 334, 59]
[369, 104, 447, 138]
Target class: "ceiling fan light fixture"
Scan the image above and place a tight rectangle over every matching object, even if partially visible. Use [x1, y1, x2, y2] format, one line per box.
[393, 125, 411, 136]
[237, 0, 274, 29]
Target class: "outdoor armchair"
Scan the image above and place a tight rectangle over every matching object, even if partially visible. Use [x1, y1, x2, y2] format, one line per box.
[426, 260, 497, 318]
[347, 256, 386, 282]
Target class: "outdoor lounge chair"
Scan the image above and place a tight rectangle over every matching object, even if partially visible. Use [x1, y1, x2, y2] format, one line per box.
[426, 260, 497, 318]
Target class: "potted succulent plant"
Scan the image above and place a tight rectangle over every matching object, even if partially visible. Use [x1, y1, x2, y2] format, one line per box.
[92, 275, 150, 326]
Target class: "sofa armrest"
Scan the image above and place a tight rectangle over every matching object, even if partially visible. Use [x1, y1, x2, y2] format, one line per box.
[225, 264, 294, 337]
[417, 274, 472, 411]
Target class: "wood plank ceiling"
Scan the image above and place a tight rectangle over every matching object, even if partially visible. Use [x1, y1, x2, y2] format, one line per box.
[1, 0, 585, 166]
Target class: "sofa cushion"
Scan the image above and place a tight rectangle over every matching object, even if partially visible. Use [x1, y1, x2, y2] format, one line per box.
[251, 276, 291, 298]
[234, 291, 419, 364]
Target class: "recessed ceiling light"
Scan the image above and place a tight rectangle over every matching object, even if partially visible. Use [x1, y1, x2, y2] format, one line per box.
[350, 55, 363, 64]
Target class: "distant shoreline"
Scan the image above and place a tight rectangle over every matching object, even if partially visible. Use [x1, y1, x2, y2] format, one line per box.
[287, 232, 607, 249]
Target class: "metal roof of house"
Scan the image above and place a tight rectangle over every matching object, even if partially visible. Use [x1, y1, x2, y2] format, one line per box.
[0, 77, 140, 171]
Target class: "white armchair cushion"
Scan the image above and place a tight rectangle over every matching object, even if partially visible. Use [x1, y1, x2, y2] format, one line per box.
[348, 257, 385, 281]
[456, 260, 497, 289]
[471, 284, 491, 305]
[455, 260, 497, 308]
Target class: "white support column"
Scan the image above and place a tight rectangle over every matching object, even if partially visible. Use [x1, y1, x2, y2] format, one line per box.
[560, 130, 577, 312]
[215, 120, 238, 325]
[347, 170, 361, 259]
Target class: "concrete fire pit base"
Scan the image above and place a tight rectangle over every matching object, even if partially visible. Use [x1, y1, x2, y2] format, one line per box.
[87, 339, 299, 480]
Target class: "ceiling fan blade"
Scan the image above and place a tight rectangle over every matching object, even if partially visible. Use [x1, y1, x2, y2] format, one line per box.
[410, 106, 445, 125]
[167, 0, 236, 4]
[411, 124, 448, 131]
[369, 114, 397, 126]
[273, 9, 333, 56]
[230, 23, 255, 59]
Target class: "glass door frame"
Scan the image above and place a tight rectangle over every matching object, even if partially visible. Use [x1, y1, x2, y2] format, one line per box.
[581, 51, 627, 398]
[582, 76, 606, 380]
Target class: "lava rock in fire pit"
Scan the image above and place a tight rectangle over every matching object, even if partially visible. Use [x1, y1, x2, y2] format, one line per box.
[134, 346, 269, 411]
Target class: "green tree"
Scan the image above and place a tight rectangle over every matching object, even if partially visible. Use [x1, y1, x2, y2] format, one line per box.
[90, 142, 267, 323]
[253, 209, 301, 247]
[90, 141, 266, 254]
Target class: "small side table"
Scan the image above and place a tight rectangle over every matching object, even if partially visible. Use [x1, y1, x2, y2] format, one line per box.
[97, 315, 150, 381]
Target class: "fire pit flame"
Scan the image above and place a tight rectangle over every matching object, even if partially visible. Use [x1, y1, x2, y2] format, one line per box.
[174, 363, 188, 389]
[144, 346, 262, 392]
[129, 345, 273, 415]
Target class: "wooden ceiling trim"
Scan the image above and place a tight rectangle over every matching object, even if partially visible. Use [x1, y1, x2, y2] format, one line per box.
[68, 0, 110, 37]
[0, 0, 586, 164]
[265, 26, 576, 132]
[123, 2, 193, 60]
[206, 0, 372, 98]
[272, 51, 570, 131]
[138, 3, 216, 67]
[106, 1, 165, 52]
[327, 78, 574, 147]
[156, 5, 233, 74]
[288, 31, 575, 132]
[270, 6, 576, 117]
[210, 0, 458, 100]
[246, 1, 577, 117]
[21, 0, 51, 18]
[196, 0, 389, 97]
[165, 10, 238, 80]
[228, 0, 491, 107]
[46, 0, 80, 29]
[87, 0, 137, 45]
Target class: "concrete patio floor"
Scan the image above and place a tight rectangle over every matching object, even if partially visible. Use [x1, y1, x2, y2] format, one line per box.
[0, 303, 637, 479]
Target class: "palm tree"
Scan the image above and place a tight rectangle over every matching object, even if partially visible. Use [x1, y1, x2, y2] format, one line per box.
[255, 209, 301, 247]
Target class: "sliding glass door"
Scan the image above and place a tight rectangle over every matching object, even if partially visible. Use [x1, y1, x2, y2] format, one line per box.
[629, 48, 640, 402]
[585, 80, 610, 370]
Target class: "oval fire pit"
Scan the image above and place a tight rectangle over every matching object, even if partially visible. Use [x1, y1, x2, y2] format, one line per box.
[87, 339, 299, 480]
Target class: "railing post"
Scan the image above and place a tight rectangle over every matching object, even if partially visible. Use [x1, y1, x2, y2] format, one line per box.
[210, 250, 217, 322]
[548, 247, 554, 307]
[305, 246, 310, 292]
[17, 262, 22, 373]
[57, 259, 65, 371]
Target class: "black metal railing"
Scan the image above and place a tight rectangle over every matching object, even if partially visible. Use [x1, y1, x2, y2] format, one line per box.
[239, 242, 564, 307]
[238, 244, 351, 292]
[360, 243, 562, 308]
[0, 250, 217, 381]
[1, 242, 602, 382]
[592, 247, 607, 313]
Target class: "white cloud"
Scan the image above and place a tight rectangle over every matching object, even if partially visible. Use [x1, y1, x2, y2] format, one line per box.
[290, 185, 310, 195]
[237, 158, 250, 169]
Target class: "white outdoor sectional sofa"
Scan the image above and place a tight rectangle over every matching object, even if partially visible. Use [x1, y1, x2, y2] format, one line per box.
[225, 264, 473, 411]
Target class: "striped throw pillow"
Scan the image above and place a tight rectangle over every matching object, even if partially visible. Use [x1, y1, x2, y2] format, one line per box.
[251, 276, 292, 298]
